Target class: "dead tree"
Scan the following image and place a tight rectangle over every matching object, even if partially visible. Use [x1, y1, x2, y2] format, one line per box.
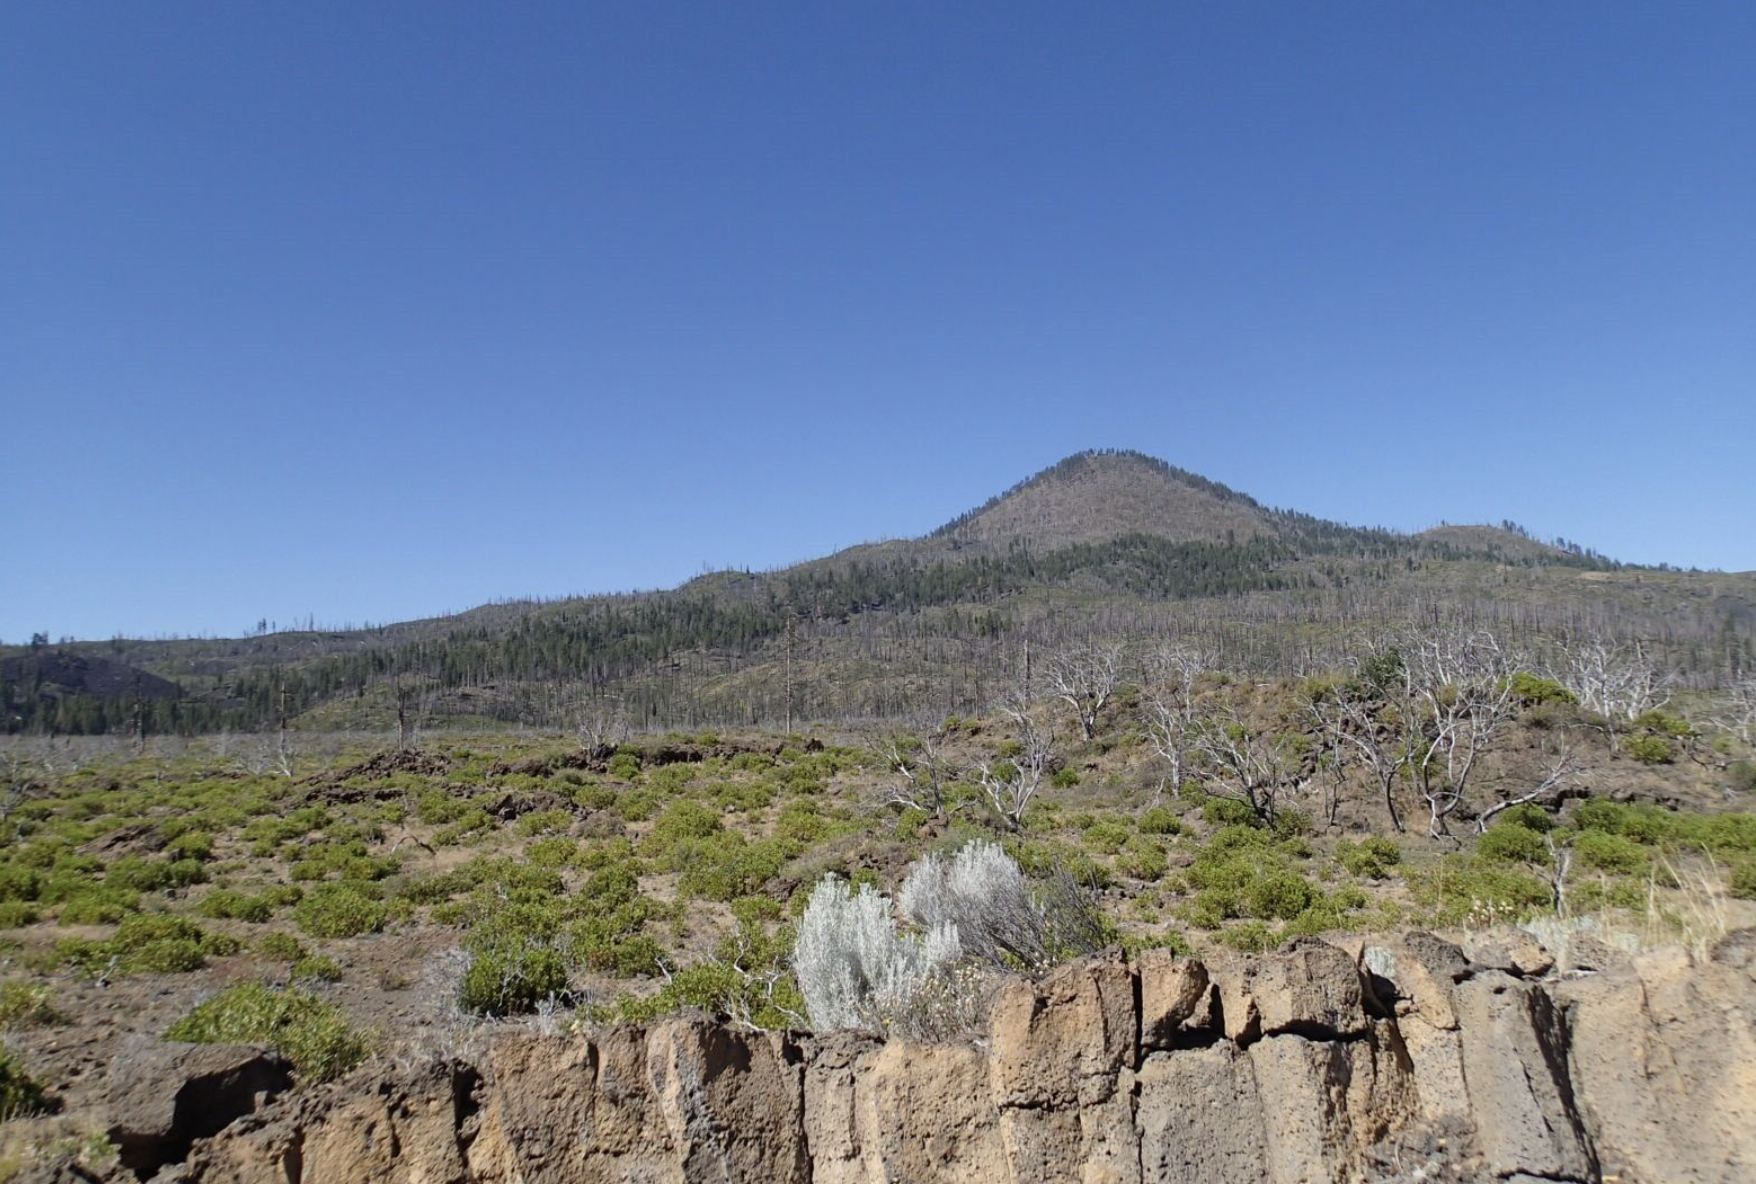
[973, 700, 1054, 830]
[1047, 641, 1123, 741]
[1303, 644, 1413, 833]
[1712, 676, 1756, 747]
[879, 724, 958, 821]
[1401, 628, 1522, 840]
[577, 699, 630, 754]
[1549, 636, 1671, 734]
[1142, 643, 1211, 801]
[1476, 742, 1584, 833]
[1191, 704, 1303, 826]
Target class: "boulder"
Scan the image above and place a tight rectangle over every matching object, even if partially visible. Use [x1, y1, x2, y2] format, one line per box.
[102, 1043, 291, 1179]
[1452, 972, 1596, 1183]
[1137, 950, 1215, 1052]
[1360, 931, 1468, 1030]
[988, 954, 1134, 1109]
[644, 1019, 810, 1184]
[1461, 929, 1554, 978]
[1212, 938, 1368, 1042]
[1560, 942, 1756, 1184]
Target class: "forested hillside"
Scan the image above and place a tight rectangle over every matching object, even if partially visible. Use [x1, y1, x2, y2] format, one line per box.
[4, 451, 1751, 735]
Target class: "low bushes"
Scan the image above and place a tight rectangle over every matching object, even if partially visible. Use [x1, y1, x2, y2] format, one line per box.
[0, 980, 62, 1029]
[57, 915, 240, 977]
[293, 885, 388, 939]
[0, 1049, 47, 1119]
[165, 983, 369, 1083]
[1335, 836, 1401, 879]
[1406, 858, 1552, 926]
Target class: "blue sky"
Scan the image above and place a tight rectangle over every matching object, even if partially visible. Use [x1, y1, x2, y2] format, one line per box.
[4, 3, 1753, 642]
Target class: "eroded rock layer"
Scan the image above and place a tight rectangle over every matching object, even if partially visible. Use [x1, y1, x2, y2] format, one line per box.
[154, 931, 1756, 1184]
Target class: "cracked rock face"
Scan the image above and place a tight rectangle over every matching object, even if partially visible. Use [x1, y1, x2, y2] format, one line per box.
[147, 931, 1756, 1184]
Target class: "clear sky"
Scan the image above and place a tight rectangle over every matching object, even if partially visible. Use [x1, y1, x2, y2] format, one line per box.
[4, 3, 1753, 642]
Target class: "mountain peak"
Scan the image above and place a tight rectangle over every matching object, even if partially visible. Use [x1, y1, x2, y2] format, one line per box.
[930, 449, 1273, 549]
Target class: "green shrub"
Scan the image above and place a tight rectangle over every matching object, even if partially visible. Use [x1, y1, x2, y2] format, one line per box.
[457, 898, 570, 1015]
[1509, 673, 1577, 705]
[1572, 879, 1649, 912]
[526, 837, 583, 869]
[607, 751, 642, 780]
[197, 889, 278, 923]
[459, 944, 568, 1015]
[1406, 857, 1552, 925]
[0, 1048, 48, 1119]
[570, 783, 618, 811]
[0, 902, 39, 928]
[713, 780, 776, 813]
[1729, 762, 1756, 795]
[1729, 861, 1756, 901]
[1570, 831, 1649, 875]
[674, 834, 787, 901]
[1280, 903, 1350, 938]
[616, 787, 662, 822]
[516, 809, 574, 838]
[1247, 872, 1318, 921]
[731, 894, 782, 925]
[1271, 808, 1313, 838]
[1138, 807, 1181, 836]
[1494, 804, 1557, 833]
[1622, 735, 1673, 764]
[164, 832, 215, 862]
[292, 954, 343, 982]
[1335, 836, 1402, 879]
[108, 856, 207, 892]
[1115, 836, 1168, 882]
[1084, 820, 1130, 856]
[257, 932, 307, 962]
[0, 980, 62, 1029]
[1684, 813, 1756, 855]
[165, 983, 369, 1083]
[1202, 798, 1259, 828]
[1631, 709, 1693, 738]
[415, 793, 471, 825]
[893, 806, 929, 842]
[644, 800, 723, 851]
[55, 886, 140, 924]
[1050, 766, 1081, 789]
[0, 865, 42, 902]
[1476, 824, 1549, 865]
[616, 923, 802, 1029]
[57, 914, 238, 977]
[433, 809, 494, 846]
[1218, 921, 1278, 953]
[1122, 929, 1194, 957]
[293, 885, 387, 939]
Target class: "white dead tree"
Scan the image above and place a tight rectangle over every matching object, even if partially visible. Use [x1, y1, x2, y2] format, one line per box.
[1401, 628, 1523, 840]
[1475, 742, 1584, 833]
[1711, 676, 1756, 748]
[0, 748, 47, 838]
[1142, 643, 1212, 801]
[1550, 637, 1671, 732]
[879, 724, 958, 821]
[973, 701, 1054, 830]
[1302, 639, 1417, 833]
[577, 699, 631, 753]
[1047, 641, 1123, 741]
[1191, 703, 1304, 826]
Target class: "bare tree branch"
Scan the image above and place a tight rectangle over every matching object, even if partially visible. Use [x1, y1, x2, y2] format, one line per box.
[972, 700, 1054, 830]
[1047, 641, 1123, 742]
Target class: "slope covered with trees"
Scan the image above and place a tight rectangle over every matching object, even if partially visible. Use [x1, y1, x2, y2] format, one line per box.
[4, 450, 1751, 735]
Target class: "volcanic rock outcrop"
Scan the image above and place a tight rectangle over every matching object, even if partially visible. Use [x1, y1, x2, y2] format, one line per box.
[143, 930, 1755, 1184]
